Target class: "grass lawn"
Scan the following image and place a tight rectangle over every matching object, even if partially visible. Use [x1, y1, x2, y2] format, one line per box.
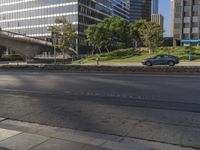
[73, 46, 200, 64]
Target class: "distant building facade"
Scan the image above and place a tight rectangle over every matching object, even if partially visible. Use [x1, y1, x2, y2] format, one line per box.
[0, 0, 130, 54]
[170, 0, 175, 37]
[130, 0, 151, 22]
[151, 13, 164, 30]
[152, 0, 159, 14]
[173, 0, 200, 46]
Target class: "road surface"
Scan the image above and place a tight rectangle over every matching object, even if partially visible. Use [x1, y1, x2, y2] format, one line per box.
[0, 71, 200, 149]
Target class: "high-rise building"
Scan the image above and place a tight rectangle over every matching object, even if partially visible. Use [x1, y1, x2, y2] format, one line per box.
[151, 14, 164, 30]
[130, 0, 152, 22]
[0, 0, 130, 53]
[173, 0, 200, 46]
[170, 0, 175, 37]
[152, 0, 159, 14]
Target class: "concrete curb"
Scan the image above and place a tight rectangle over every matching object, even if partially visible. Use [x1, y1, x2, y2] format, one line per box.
[1, 64, 200, 73]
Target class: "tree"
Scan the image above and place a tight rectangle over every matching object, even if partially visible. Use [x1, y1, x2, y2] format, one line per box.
[85, 17, 131, 53]
[103, 17, 131, 49]
[49, 18, 77, 62]
[85, 23, 109, 53]
[129, 20, 147, 48]
[138, 21, 164, 54]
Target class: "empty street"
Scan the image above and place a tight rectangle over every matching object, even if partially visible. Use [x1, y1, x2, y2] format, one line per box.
[0, 71, 200, 149]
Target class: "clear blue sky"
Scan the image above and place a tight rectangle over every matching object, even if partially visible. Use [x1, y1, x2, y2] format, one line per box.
[159, 0, 170, 37]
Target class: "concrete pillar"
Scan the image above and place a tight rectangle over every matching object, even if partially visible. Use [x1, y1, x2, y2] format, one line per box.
[75, 38, 79, 55]
[6, 48, 9, 55]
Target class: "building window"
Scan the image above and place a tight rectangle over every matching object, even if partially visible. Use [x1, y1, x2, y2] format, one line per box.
[192, 22, 198, 27]
[192, 33, 199, 39]
[174, 34, 180, 39]
[193, 0, 200, 5]
[184, 0, 190, 6]
[184, 23, 190, 28]
[183, 33, 190, 39]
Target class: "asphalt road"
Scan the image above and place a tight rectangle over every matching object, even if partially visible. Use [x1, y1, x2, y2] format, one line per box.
[0, 71, 200, 149]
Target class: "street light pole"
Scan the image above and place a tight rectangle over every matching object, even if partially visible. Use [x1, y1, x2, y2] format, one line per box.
[52, 32, 57, 64]
[54, 46, 56, 64]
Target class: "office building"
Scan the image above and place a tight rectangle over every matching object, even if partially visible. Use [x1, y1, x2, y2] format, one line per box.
[170, 0, 175, 37]
[130, 0, 152, 22]
[151, 13, 164, 30]
[173, 0, 200, 46]
[0, 0, 130, 53]
[152, 0, 159, 14]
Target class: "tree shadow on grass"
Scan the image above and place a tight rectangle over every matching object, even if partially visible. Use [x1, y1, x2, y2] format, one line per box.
[179, 55, 200, 61]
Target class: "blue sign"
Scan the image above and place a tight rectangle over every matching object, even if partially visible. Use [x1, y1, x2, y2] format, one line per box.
[180, 39, 200, 43]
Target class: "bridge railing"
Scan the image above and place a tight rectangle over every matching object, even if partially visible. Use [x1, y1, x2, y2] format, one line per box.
[0, 30, 52, 46]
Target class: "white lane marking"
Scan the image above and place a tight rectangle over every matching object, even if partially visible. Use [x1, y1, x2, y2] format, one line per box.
[0, 89, 182, 101]
[1, 89, 73, 96]
[64, 91, 72, 94]
[1, 89, 52, 95]
[0, 93, 30, 98]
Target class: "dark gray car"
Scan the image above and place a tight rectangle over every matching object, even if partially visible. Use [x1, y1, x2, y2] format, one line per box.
[142, 54, 179, 66]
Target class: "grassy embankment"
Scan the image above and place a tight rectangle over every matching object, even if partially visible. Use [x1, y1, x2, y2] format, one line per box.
[74, 46, 200, 64]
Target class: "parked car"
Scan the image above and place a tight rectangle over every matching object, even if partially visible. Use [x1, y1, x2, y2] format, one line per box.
[142, 54, 179, 66]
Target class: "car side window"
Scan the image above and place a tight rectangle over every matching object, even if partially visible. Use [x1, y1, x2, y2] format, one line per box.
[154, 56, 161, 59]
[156, 55, 164, 59]
[164, 55, 169, 58]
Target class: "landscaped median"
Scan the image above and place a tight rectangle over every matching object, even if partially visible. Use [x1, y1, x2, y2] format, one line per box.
[1, 64, 200, 73]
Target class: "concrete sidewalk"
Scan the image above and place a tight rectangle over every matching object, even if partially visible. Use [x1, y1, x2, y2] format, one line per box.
[1, 61, 200, 67]
[80, 62, 200, 66]
[0, 118, 195, 150]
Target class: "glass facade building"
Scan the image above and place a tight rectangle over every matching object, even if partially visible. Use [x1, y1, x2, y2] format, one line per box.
[0, 0, 130, 53]
[130, 0, 151, 22]
[173, 0, 200, 46]
[152, 0, 158, 14]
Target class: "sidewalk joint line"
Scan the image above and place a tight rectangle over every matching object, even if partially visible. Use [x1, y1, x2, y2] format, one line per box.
[28, 137, 50, 150]
[0, 132, 24, 143]
[0, 118, 7, 122]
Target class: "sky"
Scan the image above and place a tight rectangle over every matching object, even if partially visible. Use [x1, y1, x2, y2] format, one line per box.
[159, 0, 170, 37]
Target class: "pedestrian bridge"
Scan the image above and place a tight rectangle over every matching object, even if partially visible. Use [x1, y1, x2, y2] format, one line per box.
[0, 30, 77, 57]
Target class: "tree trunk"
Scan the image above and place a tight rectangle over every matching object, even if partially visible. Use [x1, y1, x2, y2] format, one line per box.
[149, 48, 151, 56]
[135, 41, 138, 49]
[92, 45, 94, 55]
[105, 47, 109, 53]
[63, 50, 65, 64]
[98, 48, 102, 54]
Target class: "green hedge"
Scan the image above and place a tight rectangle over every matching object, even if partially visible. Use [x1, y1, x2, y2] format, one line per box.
[1, 54, 24, 61]
[31, 58, 72, 64]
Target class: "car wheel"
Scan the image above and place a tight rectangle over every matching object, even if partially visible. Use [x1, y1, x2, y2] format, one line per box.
[145, 61, 152, 66]
[168, 61, 175, 66]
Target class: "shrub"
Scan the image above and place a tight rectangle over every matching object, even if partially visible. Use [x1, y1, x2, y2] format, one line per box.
[1, 54, 24, 61]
